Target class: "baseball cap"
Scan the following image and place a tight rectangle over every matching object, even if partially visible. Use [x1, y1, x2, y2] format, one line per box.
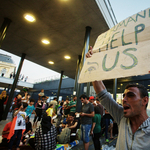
[89, 96, 95, 100]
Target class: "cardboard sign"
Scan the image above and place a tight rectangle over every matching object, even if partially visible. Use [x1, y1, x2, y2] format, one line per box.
[78, 8, 150, 83]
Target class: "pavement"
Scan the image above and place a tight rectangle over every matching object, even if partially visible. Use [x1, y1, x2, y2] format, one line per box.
[0, 113, 117, 150]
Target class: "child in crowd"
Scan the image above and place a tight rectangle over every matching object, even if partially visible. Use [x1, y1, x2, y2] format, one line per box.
[46, 104, 54, 117]
[8, 103, 28, 150]
[25, 99, 36, 118]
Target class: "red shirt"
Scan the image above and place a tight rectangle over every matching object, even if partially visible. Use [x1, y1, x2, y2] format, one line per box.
[2, 122, 12, 139]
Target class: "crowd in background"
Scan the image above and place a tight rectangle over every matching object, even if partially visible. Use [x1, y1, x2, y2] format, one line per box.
[0, 88, 119, 150]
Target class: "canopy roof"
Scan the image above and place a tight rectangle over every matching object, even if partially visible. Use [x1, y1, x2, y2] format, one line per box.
[0, 0, 115, 79]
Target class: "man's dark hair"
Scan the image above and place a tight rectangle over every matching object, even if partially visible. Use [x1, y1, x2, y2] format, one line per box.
[94, 106, 101, 114]
[79, 94, 88, 99]
[125, 84, 148, 108]
[30, 99, 35, 103]
[73, 95, 77, 98]
[42, 96, 46, 98]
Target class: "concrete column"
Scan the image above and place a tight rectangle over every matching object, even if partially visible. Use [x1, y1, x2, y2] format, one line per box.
[76, 26, 92, 112]
[57, 71, 64, 102]
[3, 53, 26, 120]
[86, 82, 90, 97]
[73, 55, 81, 95]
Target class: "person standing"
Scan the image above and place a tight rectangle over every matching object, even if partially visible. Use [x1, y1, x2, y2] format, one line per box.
[86, 47, 150, 149]
[64, 98, 70, 117]
[90, 106, 102, 150]
[68, 96, 77, 113]
[8, 103, 28, 150]
[0, 90, 7, 121]
[25, 99, 36, 119]
[80, 94, 94, 150]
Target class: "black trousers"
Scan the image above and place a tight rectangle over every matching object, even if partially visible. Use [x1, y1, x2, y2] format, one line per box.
[92, 132, 101, 150]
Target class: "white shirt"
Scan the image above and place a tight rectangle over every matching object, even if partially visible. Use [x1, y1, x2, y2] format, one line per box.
[15, 111, 26, 130]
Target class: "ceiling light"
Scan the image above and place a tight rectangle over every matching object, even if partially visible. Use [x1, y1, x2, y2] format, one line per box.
[42, 39, 50, 44]
[24, 14, 36, 22]
[64, 55, 71, 59]
[148, 85, 150, 86]
[49, 61, 54, 64]
[118, 87, 120, 89]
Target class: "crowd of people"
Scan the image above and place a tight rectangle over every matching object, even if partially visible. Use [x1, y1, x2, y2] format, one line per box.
[0, 48, 150, 150]
[0, 87, 119, 150]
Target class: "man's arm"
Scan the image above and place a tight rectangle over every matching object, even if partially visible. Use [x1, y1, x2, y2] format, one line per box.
[90, 122, 96, 135]
[80, 111, 94, 117]
[92, 81, 106, 94]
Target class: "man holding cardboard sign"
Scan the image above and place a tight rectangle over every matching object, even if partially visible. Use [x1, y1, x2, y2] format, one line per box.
[86, 47, 150, 150]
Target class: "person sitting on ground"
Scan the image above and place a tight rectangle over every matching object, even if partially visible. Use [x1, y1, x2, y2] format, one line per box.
[86, 47, 150, 149]
[34, 114, 57, 150]
[65, 112, 78, 142]
[90, 106, 102, 150]
[22, 116, 32, 145]
[25, 99, 36, 119]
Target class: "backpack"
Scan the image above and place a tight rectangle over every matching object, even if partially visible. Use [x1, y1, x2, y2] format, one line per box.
[57, 128, 71, 144]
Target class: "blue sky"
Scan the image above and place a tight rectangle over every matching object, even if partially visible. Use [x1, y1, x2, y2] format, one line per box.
[0, 1, 149, 82]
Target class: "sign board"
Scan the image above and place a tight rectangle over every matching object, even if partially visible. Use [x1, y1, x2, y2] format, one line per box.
[78, 8, 150, 83]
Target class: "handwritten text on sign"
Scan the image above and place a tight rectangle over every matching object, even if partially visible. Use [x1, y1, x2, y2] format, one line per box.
[78, 8, 150, 83]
